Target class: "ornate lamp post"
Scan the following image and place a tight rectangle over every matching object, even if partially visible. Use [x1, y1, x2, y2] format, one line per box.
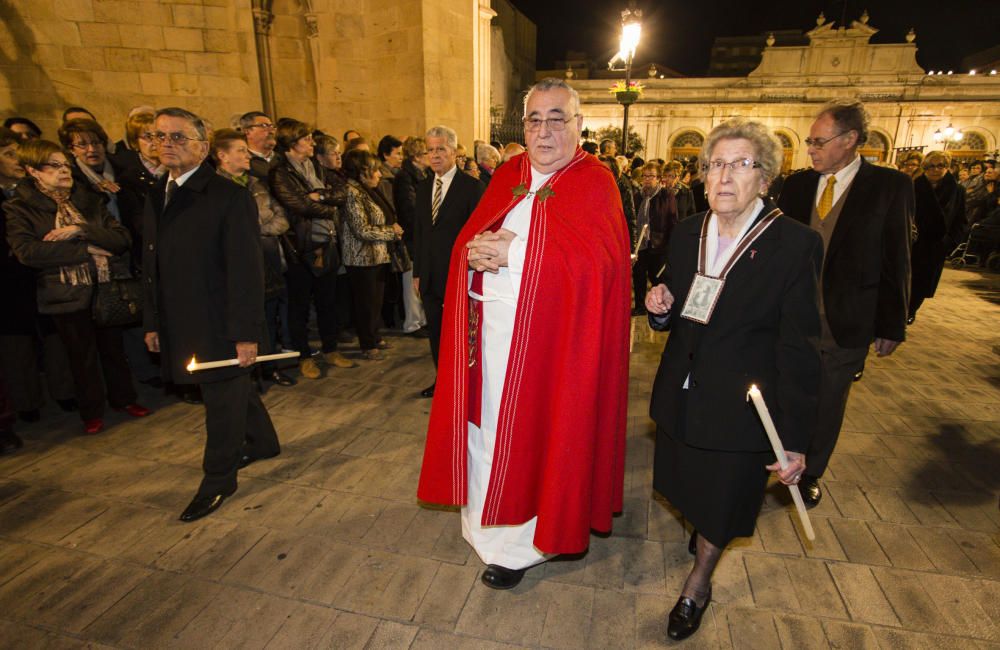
[933, 123, 964, 151]
[609, 6, 642, 155]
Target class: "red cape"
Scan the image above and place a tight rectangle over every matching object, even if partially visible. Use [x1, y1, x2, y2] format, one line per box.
[416, 149, 631, 555]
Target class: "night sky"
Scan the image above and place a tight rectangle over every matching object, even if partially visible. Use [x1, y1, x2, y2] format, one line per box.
[508, 0, 1000, 76]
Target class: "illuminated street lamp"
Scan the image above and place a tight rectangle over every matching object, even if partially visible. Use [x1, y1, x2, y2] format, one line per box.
[933, 123, 964, 150]
[609, 5, 642, 154]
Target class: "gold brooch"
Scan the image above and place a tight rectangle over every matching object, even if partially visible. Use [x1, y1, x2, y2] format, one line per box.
[512, 184, 528, 197]
[536, 186, 555, 203]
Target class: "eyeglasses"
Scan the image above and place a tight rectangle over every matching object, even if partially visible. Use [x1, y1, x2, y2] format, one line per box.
[246, 122, 275, 131]
[804, 131, 852, 149]
[701, 158, 761, 175]
[923, 162, 948, 170]
[641, 174, 660, 179]
[70, 141, 103, 150]
[522, 115, 578, 132]
[39, 161, 72, 170]
[152, 132, 204, 145]
[138, 132, 157, 143]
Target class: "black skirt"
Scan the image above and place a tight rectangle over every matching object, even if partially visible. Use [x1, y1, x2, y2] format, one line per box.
[653, 418, 773, 548]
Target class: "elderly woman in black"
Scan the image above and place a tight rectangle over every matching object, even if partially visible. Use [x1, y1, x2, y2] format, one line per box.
[269, 120, 356, 378]
[5, 140, 150, 435]
[909, 150, 967, 323]
[340, 150, 404, 360]
[645, 119, 822, 641]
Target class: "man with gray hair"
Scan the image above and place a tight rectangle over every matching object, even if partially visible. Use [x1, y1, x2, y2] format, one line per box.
[412, 125, 484, 397]
[778, 98, 912, 508]
[418, 78, 631, 589]
[238, 111, 277, 179]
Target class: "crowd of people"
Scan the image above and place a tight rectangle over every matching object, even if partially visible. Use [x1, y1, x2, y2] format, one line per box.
[0, 83, 994, 642]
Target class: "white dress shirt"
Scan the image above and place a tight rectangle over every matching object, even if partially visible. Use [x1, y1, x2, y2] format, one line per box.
[433, 164, 459, 206]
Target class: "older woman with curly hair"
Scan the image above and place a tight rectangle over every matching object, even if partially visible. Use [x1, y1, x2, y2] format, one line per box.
[645, 119, 823, 641]
[340, 150, 403, 360]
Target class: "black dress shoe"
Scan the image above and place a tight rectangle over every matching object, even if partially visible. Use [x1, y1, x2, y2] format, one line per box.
[266, 370, 296, 387]
[0, 431, 23, 455]
[688, 530, 697, 556]
[906, 314, 916, 325]
[406, 327, 430, 338]
[181, 387, 203, 405]
[667, 587, 711, 641]
[853, 369, 863, 382]
[56, 398, 78, 412]
[179, 492, 232, 522]
[481, 564, 526, 590]
[238, 451, 280, 470]
[800, 475, 822, 508]
[17, 409, 40, 423]
[420, 383, 435, 398]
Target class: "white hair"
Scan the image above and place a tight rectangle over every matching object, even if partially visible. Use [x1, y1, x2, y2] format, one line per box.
[425, 125, 457, 150]
[523, 78, 581, 117]
[476, 143, 500, 165]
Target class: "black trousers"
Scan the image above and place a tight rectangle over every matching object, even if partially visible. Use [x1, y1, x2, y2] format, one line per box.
[632, 247, 666, 310]
[198, 373, 279, 497]
[286, 259, 340, 356]
[347, 264, 387, 351]
[807, 343, 869, 477]
[52, 310, 137, 420]
[423, 291, 444, 367]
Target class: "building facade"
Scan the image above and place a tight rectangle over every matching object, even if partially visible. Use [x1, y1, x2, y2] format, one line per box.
[575, 15, 1000, 170]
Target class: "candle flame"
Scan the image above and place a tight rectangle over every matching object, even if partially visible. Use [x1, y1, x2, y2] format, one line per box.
[186, 356, 197, 372]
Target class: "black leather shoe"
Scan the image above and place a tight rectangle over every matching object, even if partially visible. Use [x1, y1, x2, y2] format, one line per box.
[179, 492, 231, 522]
[853, 369, 863, 382]
[800, 475, 822, 508]
[667, 587, 711, 641]
[420, 383, 435, 398]
[481, 564, 526, 590]
[406, 327, 430, 338]
[266, 370, 296, 387]
[17, 409, 40, 423]
[238, 451, 280, 470]
[906, 315, 916, 325]
[181, 388, 203, 405]
[56, 398, 78, 412]
[688, 530, 697, 556]
[0, 431, 23, 455]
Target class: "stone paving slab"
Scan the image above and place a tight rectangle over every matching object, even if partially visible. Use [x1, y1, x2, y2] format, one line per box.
[0, 267, 998, 648]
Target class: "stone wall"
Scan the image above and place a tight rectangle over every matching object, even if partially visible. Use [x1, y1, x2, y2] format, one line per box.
[0, 0, 480, 146]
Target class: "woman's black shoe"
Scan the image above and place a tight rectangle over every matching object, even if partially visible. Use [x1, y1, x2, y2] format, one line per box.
[667, 587, 711, 641]
[267, 370, 296, 387]
[688, 530, 697, 556]
[481, 564, 526, 590]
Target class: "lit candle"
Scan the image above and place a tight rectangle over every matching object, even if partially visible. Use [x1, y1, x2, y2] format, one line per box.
[747, 384, 816, 541]
[186, 350, 300, 372]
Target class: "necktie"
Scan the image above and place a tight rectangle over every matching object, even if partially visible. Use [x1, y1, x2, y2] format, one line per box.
[431, 178, 443, 225]
[164, 179, 178, 208]
[817, 175, 836, 220]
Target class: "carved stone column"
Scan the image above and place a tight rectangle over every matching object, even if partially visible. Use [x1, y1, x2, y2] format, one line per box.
[473, 0, 497, 141]
[251, 0, 277, 118]
[302, 0, 321, 114]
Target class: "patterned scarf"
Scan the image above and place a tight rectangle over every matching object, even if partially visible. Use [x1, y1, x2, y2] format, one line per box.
[36, 185, 110, 286]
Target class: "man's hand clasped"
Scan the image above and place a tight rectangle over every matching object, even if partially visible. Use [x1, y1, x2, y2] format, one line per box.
[645, 284, 674, 315]
[466, 229, 516, 274]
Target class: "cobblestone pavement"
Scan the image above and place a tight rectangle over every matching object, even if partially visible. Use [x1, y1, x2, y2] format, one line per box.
[1, 267, 998, 649]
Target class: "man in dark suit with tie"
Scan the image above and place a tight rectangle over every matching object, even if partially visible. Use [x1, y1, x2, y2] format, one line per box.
[413, 125, 484, 398]
[143, 107, 280, 522]
[777, 99, 912, 507]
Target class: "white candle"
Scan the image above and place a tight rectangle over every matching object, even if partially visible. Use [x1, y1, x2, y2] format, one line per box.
[631, 223, 650, 262]
[747, 384, 816, 541]
[186, 350, 300, 372]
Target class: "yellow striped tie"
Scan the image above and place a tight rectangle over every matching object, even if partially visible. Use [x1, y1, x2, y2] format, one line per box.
[431, 178, 443, 225]
[817, 175, 836, 220]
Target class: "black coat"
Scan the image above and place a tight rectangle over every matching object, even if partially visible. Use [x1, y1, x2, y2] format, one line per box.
[911, 173, 966, 301]
[777, 159, 913, 347]
[0, 185, 41, 334]
[5, 180, 131, 315]
[142, 163, 265, 384]
[268, 154, 345, 256]
[649, 204, 823, 453]
[393, 158, 426, 249]
[70, 157, 147, 273]
[413, 168, 484, 298]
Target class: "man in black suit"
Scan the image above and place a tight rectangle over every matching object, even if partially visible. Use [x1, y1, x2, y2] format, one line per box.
[413, 125, 484, 398]
[143, 107, 280, 522]
[777, 99, 912, 507]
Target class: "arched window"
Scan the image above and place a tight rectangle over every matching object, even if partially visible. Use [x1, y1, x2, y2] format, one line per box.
[860, 130, 890, 163]
[670, 130, 704, 161]
[950, 131, 988, 164]
[774, 131, 794, 173]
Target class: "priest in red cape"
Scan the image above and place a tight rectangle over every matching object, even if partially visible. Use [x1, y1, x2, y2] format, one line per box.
[417, 78, 632, 590]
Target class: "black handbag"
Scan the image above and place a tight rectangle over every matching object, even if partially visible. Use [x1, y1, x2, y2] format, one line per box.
[388, 240, 412, 273]
[92, 278, 143, 327]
